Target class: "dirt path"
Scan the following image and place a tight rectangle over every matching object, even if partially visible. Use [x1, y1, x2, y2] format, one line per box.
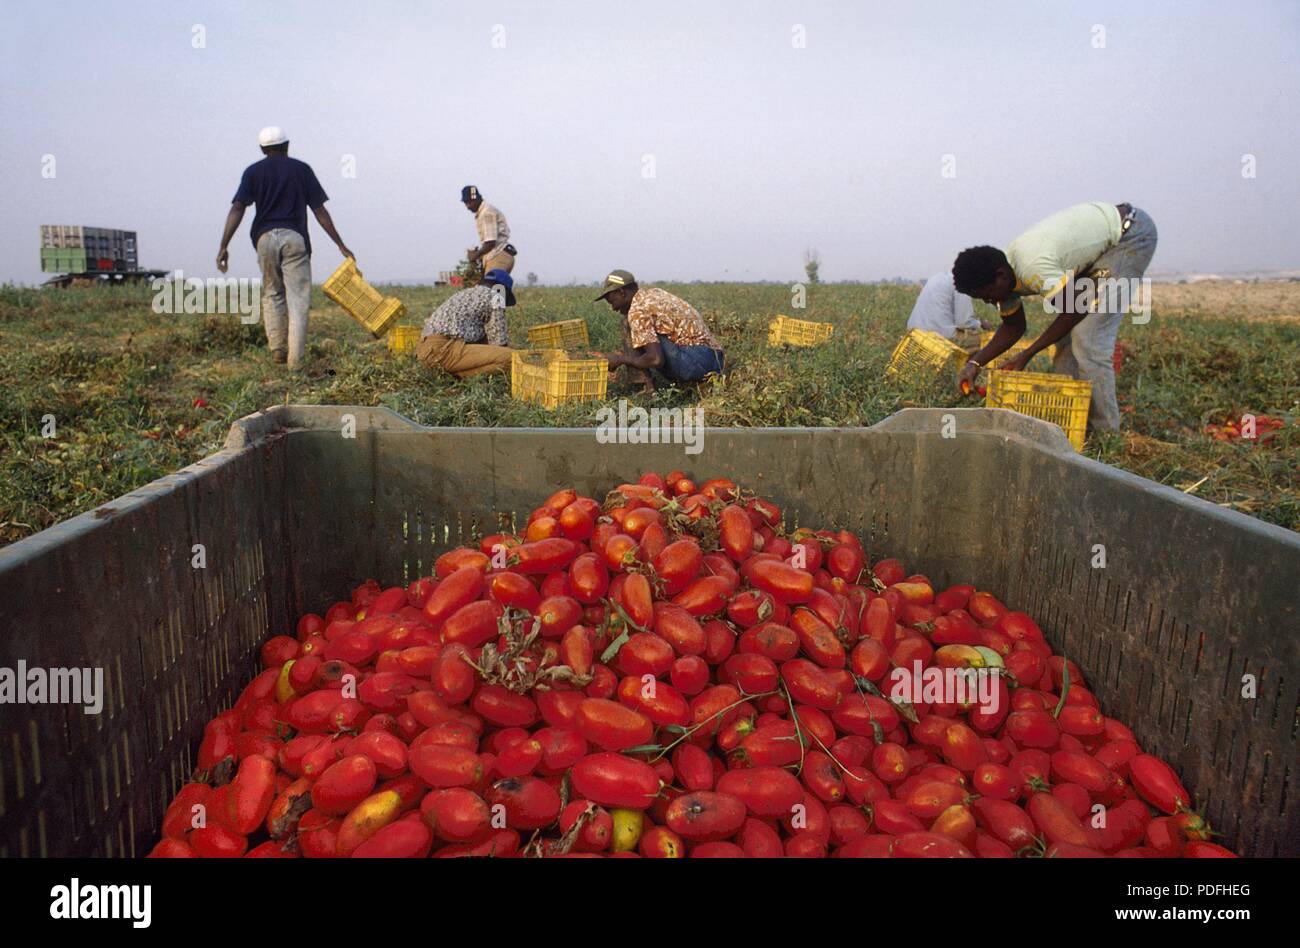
[1152, 280, 1300, 321]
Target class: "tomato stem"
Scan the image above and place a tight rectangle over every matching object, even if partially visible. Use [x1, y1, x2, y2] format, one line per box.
[641, 690, 776, 763]
[778, 682, 808, 775]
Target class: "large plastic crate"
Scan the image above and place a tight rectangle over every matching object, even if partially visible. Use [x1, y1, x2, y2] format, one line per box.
[526, 318, 590, 349]
[322, 257, 405, 337]
[886, 329, 968, 380]
[510, 349, 608, 409]
[985, 369, 1092, 451]
[0, 407, 1296, 858]
[768, 315, 834, 347]
[978, 331, 1052, 369]
[40, 249, 89, 273]
[40, 224, 84, 249]
[386, 326, 420, 355]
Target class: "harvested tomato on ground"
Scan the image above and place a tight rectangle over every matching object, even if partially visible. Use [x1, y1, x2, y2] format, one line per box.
[149, 473, 1229, 859]
[1205, 413, 1287, 441]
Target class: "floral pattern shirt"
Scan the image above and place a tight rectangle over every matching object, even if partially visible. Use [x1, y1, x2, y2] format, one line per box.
[625, 287, 719, 349]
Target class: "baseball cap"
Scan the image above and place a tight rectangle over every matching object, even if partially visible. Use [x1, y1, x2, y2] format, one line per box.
[482, 268, 516, 306]
[461, 185, 480, 203]
[258, 126, 288, 147]
[594, 269, 636, 301]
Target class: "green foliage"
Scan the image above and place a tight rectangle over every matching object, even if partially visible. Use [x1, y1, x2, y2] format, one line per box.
[0, 280, 1295, 545]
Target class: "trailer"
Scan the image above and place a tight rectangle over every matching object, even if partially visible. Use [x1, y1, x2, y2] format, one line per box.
[39, 223, 167, 288]
[42, 269, 171, 288]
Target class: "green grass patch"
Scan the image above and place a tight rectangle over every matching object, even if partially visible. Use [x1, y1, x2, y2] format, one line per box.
[0, 280, 1295, 544]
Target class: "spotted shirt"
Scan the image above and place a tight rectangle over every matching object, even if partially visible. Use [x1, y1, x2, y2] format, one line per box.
[421, 285, 509, 346]
[625, 287, 719, 349]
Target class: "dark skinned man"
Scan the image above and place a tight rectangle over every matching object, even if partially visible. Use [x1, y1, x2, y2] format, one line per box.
[217, 126, 353, 368]
[460, 185, 516, 274]
[593, 269, 725, 394]
[953, 202, 1157, 432]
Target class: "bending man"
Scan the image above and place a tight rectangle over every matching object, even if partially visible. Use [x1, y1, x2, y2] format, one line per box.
[952, 202, 1156, 432]
[416, 268, 516, 378]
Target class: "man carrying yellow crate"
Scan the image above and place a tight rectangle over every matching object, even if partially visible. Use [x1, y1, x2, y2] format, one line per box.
[952, 202, 1157, 432]
[461, 186, 517, 274]
[907, 271, 991, 353]
[592, 270, 726, 395]
[416, 268, 517, 378]
[217, 126, 354, 368]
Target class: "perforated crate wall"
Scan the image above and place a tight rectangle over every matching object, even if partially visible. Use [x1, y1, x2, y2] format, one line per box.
[1, 407, 1295, 856]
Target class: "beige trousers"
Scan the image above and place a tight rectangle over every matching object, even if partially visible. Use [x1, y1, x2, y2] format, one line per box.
[481, 247, 516, 273]
[417, 333, 513, 378]
[256, 228, 312, 366]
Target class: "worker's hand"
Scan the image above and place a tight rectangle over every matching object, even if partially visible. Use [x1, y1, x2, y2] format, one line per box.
[466, 248, 480, 263]
[338, 244, 355, 263]
[216, 248, 229, 273]
[1002, 351, 1031, 373]
[956, 359, 981, 393]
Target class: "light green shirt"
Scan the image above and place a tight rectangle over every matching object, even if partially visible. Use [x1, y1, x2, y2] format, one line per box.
[1000, 202, 1123, 315]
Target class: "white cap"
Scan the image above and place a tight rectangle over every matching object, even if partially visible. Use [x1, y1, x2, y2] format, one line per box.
[258, 126, 288, 147]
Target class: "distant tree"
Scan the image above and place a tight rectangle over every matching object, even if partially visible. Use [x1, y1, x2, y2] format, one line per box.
[803, 248, 820, 285]
[526, 272, 538, 287]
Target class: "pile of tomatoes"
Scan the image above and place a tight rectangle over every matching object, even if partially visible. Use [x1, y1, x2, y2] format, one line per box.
[1204, 414, 1286, 442]
[149, 472, 1236, 858]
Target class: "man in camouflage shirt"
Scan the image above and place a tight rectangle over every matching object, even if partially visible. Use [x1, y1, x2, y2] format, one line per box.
[416, 268, 516, 378]
[593, 269, 726, 394]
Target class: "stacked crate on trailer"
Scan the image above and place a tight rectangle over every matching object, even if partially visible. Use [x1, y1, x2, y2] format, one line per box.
[40, 225, 87, 273]
[40, 224, 139, 273]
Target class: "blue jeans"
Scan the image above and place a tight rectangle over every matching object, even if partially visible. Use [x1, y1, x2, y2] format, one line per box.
[656, 334, 725, 382]
[1054, 207, 1157, 432]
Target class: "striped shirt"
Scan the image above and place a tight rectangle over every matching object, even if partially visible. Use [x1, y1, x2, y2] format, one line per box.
[475, 201, 511, 250]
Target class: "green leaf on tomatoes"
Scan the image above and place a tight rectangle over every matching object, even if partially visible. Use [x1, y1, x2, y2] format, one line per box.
[1053, 659, 1071, 719]
[600, 629, 630, 664]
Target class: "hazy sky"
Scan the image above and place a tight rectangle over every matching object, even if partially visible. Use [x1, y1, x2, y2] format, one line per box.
[2, 0, 1297, 286]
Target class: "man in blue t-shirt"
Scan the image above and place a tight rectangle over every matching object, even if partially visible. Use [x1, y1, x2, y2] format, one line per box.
[216, 126, 354, 367]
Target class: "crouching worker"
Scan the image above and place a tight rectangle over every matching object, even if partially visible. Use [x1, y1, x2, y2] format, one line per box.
[593, 269, 725, 394]
[907, 270, 990, 352]
[416, 268, 516, 378]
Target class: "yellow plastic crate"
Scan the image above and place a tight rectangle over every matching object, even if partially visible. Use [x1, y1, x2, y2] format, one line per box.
[886, 329, 969, 380]
[768, 315, 834, 347]
[985, 370, 1092, 451]
[979, 331, 1056, 367]
[322, 257, 406, 337]
[527, 318, 590, 349]
[386, 325, 420, 355]
[511, 349, 608, 410]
